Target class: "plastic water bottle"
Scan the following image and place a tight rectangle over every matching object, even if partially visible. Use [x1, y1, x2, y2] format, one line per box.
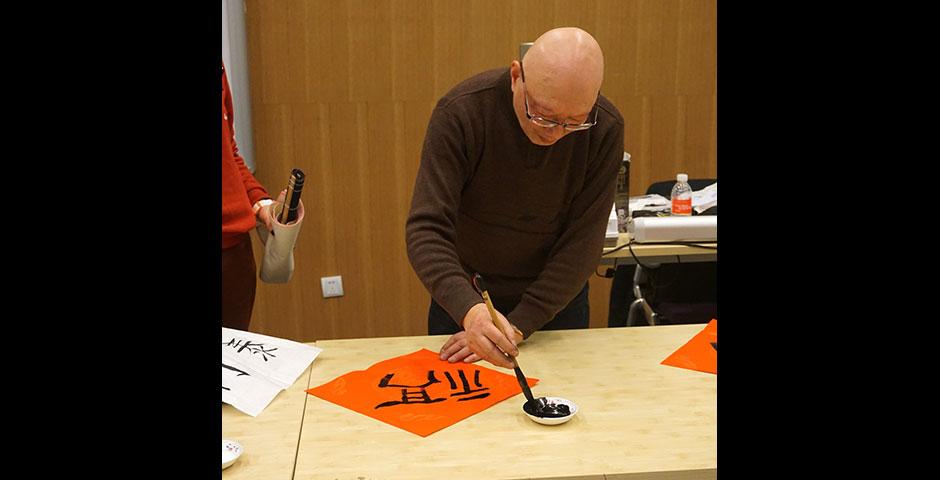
[671, 173, 692, 216]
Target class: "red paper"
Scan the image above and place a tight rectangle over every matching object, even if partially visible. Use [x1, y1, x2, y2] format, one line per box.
[307, 348, 538, 437]
[661, 319, 717, 374]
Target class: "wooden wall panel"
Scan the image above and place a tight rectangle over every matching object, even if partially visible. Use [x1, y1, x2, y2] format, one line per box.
[553, 0, 598, 35]
[588, 273, 614, 329]
[467, 0, 514, 73]
[348, 0, 393, 102]
[391, 1, 434, 101]
[677, 0, 717, 96]
[511, 0, 557, 49]
[304, 0, 351, 102]
[592, 0, 636, 100]
[682, 94, 716, 175]
[242, 0, 717, 342]
[649, 96, 681, 183]
[635, 0, 679, 96]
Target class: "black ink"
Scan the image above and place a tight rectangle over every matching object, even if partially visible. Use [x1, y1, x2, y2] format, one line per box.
[710, 342, 717, 351]
[223, 339, 279, 361]
[375, 371, 446, 409]
[374, 369, 492, 409]
[444, 370, 490, 401]
[222, 362, 250, 392]
[222, 363, 250, 376]
[523, 399, 571, 418]
[457, 393, 490, 401]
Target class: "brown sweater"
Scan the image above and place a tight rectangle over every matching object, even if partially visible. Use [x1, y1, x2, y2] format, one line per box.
[406, 68, 624, 338]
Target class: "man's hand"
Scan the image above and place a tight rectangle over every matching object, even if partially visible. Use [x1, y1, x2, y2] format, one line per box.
[438, 331, 482, 364]
[455, 303, 519, 368]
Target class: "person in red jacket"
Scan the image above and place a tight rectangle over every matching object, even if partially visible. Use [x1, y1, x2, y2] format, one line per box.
[222, 60, 273, 331]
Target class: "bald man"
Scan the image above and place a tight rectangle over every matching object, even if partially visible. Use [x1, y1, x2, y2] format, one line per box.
[406, 28, 625, 369]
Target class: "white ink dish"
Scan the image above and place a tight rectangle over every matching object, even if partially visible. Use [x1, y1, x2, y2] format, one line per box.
[523, 396, 578, 425]
[222, 439, 243, 470]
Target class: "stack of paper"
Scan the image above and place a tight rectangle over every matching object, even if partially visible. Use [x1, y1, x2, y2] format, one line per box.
[692, 182, 717, 213]
[222, 328, 322, 417]
[629, 194, 671, 216]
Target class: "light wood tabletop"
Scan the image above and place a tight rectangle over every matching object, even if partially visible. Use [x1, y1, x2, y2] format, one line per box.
[295, 325, 716, 480]
[222, 364, 314, 479]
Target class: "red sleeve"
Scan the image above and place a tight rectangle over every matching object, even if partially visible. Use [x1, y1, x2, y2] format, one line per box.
[223, 63, 269, 205]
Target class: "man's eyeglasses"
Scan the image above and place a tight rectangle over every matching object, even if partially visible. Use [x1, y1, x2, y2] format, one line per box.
[520, 62, 599, 132]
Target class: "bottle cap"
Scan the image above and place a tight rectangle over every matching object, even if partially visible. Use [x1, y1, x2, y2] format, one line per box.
[677, 173, 688, 183]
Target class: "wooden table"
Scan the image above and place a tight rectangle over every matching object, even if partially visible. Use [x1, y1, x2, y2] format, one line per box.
[295, 326, 716, 479]
[222, 364, 313, 479]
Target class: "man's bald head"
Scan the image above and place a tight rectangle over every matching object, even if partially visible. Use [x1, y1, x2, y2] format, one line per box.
[522, 27, 604, 113]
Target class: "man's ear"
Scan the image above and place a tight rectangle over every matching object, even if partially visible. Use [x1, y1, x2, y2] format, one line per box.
[509, 61, 522, 87]
[509, 60, 522, 81]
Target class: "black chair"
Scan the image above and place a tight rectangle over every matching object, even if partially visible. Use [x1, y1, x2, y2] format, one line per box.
[607, 178, 717, 327]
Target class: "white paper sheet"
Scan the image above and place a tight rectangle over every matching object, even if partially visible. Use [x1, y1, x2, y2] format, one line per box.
[222, 327, 323, 416]
[629, 194, 671, 215]
[222, 356, 284, 417]
[692, 182, 717, 213]
[606, 204, 620, 243]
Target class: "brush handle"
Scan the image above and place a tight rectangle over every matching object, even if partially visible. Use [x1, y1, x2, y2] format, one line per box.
[280, 169, 305, 224]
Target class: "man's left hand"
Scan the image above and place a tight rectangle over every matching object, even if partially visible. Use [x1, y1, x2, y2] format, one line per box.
[439, 331, 482, 363]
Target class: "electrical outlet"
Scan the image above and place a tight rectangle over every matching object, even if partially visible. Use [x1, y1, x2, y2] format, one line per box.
[320, 276, 344, 298]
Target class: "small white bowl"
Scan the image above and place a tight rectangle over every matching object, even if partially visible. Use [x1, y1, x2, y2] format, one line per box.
[523, 397, 579, 425]
[222, 439, 243, 470]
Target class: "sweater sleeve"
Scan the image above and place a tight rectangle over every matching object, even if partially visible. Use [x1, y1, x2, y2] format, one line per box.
[508, 122, 624, 338]
[223, 66, 269, 206]
[405, 106, 483, 327]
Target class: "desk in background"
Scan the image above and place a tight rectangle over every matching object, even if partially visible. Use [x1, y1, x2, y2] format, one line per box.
[603, 233, 717, 326]
[602, 233, 717, 266]
[294, 326, 716, 480]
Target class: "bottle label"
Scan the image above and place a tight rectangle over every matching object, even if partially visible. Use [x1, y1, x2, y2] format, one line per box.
[672, 198, 692, 215]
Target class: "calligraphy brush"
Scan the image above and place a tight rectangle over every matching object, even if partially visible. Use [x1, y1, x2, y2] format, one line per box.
[472, 273, 547, 410]
[279, 168, 305, 224]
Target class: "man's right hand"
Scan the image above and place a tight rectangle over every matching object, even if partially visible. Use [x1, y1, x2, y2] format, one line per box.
[459, 303, 519, 369]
